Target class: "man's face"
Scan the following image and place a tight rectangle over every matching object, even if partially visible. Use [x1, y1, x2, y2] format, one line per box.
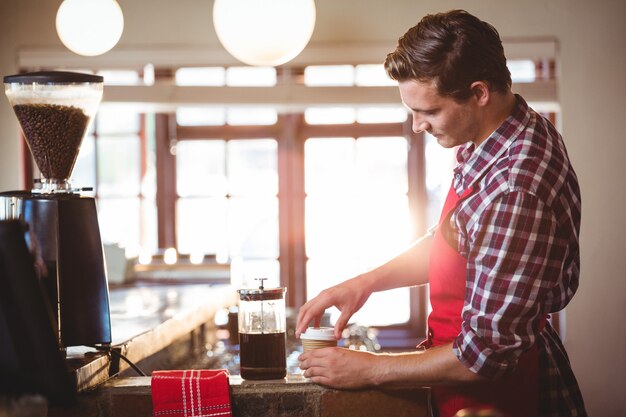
[398, 79, 480, 148]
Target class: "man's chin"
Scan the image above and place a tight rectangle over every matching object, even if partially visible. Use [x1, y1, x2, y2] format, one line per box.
[435, 136, 454, 148]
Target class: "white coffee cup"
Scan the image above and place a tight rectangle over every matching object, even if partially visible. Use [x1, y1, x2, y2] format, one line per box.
[300, 327, 337, 352]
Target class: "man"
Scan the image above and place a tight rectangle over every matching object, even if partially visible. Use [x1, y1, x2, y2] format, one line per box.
[296, 10, 587, 417]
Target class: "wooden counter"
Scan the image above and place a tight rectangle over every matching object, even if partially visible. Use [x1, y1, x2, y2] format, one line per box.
[67, 283, 237, 392]
[2, 283, 429, 416]
[47, 374, 429, 417]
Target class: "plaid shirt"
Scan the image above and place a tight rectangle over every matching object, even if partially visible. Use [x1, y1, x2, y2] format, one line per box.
[446, 96, 587, 416]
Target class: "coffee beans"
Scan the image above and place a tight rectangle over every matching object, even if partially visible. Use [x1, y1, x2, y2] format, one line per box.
[12, 103, 89, 180]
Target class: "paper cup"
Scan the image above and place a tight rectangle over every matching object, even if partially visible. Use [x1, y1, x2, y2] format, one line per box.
[300, 327, 337, 352]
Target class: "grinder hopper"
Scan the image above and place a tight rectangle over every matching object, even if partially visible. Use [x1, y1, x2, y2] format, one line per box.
[4, 71, 102, 193]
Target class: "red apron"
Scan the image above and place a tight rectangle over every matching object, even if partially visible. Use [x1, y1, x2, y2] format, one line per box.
[425, 183, 541, 417]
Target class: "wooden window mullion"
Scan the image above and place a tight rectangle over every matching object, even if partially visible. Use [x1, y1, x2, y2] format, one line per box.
[406, 116, 428, 339]
[278, 113, 307, 309]
[155, 113, 177, 249]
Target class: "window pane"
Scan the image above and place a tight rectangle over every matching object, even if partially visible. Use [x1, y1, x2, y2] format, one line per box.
[305, 134, 413, 327]
[507, 59, 536, 83]
[305, 194, 411, 261]
[228, 197, 279, 258]
[306, 260, 410, 326]
[143, 64, 155, 86]
[355, 64, 397, 86]
[98, 198, 140, 247]
[176, 107, 226, 126]
[230, 258, 280, 289]
[96, 106, 140, 134]
[177, 197, 228, 255]
[73, 134, 96, 193]
[359, 289, 410, 326]
[176, 140, 227, 197]
[305, 138, 355, 194]
[355, 137, 408, 194]
[304, 107, 356, 125]
[140, 198, 158, 252]
[175, 67, 226, 86]
[424, 133, 456, 227]
[227, 107, 277, 125]
[356, 106, 407, 124]
[306, 137, 408, 196]
[97, 70, 141, 86]
[97, 135, 141, 196]
[226, 66, 277, 86]
[228, 139, 278, 196]
[304, 65, 354, 86]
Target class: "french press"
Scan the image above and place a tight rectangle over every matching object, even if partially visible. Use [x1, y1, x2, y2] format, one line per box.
[237, 278, 287, 380]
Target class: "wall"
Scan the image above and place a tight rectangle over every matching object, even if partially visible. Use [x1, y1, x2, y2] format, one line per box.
[0, 0, 624, 415]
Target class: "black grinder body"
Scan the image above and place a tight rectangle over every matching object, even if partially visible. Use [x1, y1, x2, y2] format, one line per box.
[2, 190, 112, 348]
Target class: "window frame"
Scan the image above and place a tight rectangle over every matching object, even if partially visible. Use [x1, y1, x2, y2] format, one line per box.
[17, 51, 561, 347]
[154, 111, 429, 347]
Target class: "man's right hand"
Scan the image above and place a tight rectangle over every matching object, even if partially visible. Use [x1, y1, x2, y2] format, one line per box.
[295, 276, 372, 340]
[296, 233, 433, 340]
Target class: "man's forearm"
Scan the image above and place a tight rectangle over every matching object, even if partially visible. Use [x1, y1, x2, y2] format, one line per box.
[373, 343, 486, 387]
[359, 233, 433, 293]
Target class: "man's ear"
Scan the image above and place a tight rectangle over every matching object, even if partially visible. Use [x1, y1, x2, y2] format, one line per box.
[469, 81, 490, 106]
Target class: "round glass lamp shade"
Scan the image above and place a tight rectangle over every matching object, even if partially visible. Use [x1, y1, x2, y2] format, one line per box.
[213, 0, 316, 67]
[56, 0, 124, 57]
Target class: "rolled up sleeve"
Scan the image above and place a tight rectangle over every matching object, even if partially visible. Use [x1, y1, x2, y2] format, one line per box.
[452, 190, 563, 379]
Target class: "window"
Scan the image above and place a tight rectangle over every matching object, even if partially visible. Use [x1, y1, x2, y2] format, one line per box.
[304, 136, 412, 326]
[424, 133, 456, 227]
[507, 60, 536, 83]
[303, 64, 398, 87]
[73, 104, 157, 253]
[175, 138, 280, 287]
[20, 52, 559, 347]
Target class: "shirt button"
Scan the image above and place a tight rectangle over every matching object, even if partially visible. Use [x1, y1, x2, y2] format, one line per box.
[454, 173, 461, 180]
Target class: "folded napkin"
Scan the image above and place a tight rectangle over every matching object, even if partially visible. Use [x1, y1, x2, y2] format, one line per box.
[151, 370, 232, 417]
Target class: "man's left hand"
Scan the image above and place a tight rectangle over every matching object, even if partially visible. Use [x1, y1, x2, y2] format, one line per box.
[298, 347, 381, 389]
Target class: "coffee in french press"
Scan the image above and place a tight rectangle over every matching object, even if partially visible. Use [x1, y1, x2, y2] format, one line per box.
[237, 279, 287, 380]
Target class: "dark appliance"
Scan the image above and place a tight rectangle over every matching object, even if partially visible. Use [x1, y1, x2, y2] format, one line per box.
[0, 220, 75, 404]
[1, 71, 111, 350]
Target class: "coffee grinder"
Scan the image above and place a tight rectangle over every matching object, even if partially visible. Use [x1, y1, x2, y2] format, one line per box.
[1, 71, 111, 351]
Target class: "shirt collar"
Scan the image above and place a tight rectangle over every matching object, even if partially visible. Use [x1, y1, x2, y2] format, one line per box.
[453, 94, 531, 194]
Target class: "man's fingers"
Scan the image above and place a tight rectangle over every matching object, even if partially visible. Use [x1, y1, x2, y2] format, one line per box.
[302, 361, 331, 376]
[296, 304, 316, 336]
[299, 347, 334, 371]
[295, 310, 307, 337]
[334, 313, 350, 339]
[296, 300, 328, 337]
[296, 311, 319, 337]
[303, 366, 336, 388]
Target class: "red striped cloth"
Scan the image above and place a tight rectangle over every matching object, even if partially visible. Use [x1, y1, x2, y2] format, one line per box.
[151, 370, 232, 417]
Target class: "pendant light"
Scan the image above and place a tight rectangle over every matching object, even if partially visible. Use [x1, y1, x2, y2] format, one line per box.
[213, 0, 316, 67]
[56, 0, 124, 57]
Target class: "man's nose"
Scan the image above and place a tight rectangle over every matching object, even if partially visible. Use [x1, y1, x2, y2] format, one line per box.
[412, 117, 429, 134]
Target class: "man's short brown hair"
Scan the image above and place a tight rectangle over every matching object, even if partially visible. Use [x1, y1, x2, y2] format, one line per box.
[384, 10, 512, 101]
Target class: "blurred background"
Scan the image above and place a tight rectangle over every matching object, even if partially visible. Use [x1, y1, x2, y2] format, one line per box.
[0, 1, 624, 415]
